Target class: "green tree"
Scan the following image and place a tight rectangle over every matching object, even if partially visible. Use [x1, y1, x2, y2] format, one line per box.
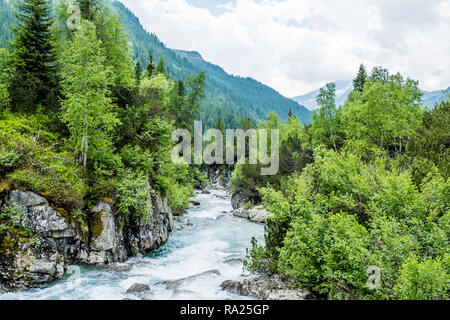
[156, 57, 166, 75]
[59, 20, 119, 168]
[0, 48, 11, 109]
[311, 82, 338, 150]
[146, 50, 155, 77]
[342, 73, 423, 155]
[76, 0, 101, 21]
[135, 60, 142, 85]
[353, 64, 368, 93]
[182, 72, 206, 129]
[10, 0, 57, 113]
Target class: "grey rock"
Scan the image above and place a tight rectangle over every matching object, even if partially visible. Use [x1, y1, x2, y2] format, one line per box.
[231, 192, 249, 210]
[190, 199, 201, 206]
[247, 206, 269, 223]
[126, 283, 151, 293]
[9, 190, 47, 207]
[165, 269, 221, 290]
[232, 208, 249, 219]
[201, 189, 211, 194]
[8, 190, 74, 237]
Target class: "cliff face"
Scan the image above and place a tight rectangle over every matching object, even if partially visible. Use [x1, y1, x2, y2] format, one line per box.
[0, 189, 174, 292]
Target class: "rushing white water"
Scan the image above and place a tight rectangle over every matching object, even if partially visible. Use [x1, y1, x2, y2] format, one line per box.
[0, 189, 265, 300]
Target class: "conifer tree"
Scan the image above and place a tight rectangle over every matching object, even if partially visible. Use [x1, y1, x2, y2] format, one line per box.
[135, 60, 143, 85]
[10, 0, 57, 113]
[147, 50, 155, 77]
[156, 57, 166, 75]
[76, 0, 101, 21]
[353, 64, 368, 92]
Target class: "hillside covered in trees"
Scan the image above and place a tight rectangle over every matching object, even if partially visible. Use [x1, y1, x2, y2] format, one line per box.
[0, 0, 312, 129]
[231, 64, 450, 300]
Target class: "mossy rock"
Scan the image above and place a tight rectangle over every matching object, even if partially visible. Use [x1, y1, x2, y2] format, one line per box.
[90, 211, 105, 239]
[0, 179, 12, 193]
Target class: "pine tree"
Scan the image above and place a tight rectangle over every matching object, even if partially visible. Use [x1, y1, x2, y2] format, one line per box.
[60, 20, 119, 167]
[135, 60, 142, 85]
[10, 0, 57, 113]
[156, 57, 166, 75]
[288, 108, 293, 118]
[76, 0, 101, 21]
[146, 50, 155, 77]
[353, 64, 368, 92]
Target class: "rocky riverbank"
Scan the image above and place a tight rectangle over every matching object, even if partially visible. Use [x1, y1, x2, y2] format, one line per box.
[221, 273, 316, 300]
[0, 189, 173, 292]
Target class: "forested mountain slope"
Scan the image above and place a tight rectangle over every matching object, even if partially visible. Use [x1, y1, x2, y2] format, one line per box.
[0, 0, 311, 128]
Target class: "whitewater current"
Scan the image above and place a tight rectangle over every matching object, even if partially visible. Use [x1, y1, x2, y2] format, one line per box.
[0, 189, 265, 300]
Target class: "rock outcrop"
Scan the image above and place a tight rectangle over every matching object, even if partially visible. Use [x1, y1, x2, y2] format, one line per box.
[232, 206, 269, 223]
[231, 192, 249, 210]
[0, 189, 173, 291]
[221, 274, 315, 300]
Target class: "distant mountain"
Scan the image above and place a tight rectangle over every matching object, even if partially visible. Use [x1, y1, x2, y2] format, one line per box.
[422, 87, 450, 109]
[293, 80, 449, 111]
[172, 49, 311, 124]
[292, 80, 353, 111]
[0, 0, 312, 127]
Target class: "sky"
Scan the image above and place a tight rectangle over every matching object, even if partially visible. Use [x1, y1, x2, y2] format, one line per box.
[120, 0, 450, 97]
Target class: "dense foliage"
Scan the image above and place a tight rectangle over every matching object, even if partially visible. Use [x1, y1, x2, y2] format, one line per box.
[238, 67, 450, 300]
[0, 0, 312, 130]
[0, 0, 205, 233]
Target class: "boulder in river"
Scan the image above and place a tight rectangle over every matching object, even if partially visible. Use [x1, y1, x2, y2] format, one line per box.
[126, 283, 151, 293]
[221, 274, 314, 300]
[232, 206, 269, 223]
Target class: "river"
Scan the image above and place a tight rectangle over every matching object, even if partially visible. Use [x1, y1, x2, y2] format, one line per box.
[0, 189, 265, 300]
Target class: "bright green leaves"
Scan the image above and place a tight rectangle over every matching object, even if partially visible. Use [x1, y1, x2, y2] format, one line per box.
[60, 20, 119, 169]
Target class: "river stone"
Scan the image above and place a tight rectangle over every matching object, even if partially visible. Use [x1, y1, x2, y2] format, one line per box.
[221, 280, 249, 296]
[232, 208, 249, 219]
[190, 199, 201, 206]
[126, 283, 151, 293]
[248, 206, 269, 223]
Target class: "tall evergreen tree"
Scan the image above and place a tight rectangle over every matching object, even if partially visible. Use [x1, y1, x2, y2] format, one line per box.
[353, 64, 368, 92]
[10, 0, 57, 113]
[146, 50, 155, 77]
[156, 57, 166, 75]
[135, 60, 142, 85]
[76, 0, 101, 21]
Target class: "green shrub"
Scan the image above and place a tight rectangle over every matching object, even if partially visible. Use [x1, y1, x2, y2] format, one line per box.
[394, 256, 449, 300]
[114, 169, 153, 222]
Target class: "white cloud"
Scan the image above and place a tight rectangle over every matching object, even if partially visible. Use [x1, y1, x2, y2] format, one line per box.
[121, 0, 450, 96]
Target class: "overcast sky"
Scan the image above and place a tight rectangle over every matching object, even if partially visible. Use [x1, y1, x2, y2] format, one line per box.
[120, 0, 450, 97]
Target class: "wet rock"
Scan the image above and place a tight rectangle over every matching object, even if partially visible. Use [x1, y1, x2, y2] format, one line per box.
[223, 257, 244, 266]
[247, 206, 269, 223]
[221, 280, 249, 296]
[126, 283, 151, 293]
[165, 269, 221, 290]
[221, 273, 314, 300]
[107, 263, 133, 273]
[201, 189, 211, 195]
[232, 206, 269, 223]
[231, 192, 249, 210]
[232, 208, 249, 219]
[190, 199, 201, 206]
